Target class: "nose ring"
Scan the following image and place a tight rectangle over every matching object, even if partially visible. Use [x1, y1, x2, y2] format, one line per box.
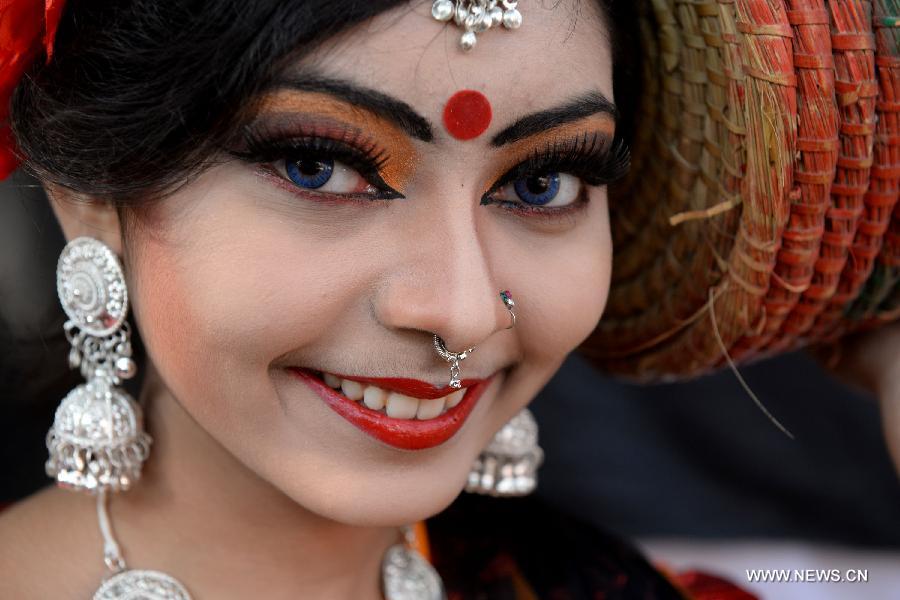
[433, 290, 517, 389]
[433, 335, 474, 389]
[500, 290, 516, 329]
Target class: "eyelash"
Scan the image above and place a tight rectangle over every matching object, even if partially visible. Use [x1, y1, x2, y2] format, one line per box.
[481, 132, 631, 223]
[231, 125, 402, 200]
[229, 126, 632, 223]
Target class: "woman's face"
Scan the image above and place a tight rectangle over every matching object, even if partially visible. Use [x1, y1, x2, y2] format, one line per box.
[104, 1, 616, 526]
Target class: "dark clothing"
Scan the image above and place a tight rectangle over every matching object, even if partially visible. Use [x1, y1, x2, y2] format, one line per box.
[429, 492, 756, 599]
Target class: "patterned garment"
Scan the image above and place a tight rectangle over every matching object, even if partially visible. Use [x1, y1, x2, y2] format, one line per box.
[428, 492, 758, 600]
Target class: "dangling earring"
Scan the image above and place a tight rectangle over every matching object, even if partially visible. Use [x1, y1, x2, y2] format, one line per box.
[47, 236, 193, 599]
[46, 236, 150, 493]
[465, 290, 544, 496]
[466, 407, 543, 496]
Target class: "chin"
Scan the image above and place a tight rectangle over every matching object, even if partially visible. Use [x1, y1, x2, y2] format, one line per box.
[278, 467, 470, 528]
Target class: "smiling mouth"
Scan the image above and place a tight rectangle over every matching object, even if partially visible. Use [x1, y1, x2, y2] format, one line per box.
[315, 369, 470, 418]
[285, 367, 499, 450]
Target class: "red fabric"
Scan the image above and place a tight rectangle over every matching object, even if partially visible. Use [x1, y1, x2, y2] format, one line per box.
[0, 0, 66, 179]
[675, 570, 759, 600]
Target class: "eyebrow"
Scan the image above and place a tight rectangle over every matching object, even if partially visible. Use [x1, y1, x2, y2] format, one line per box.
[267, 74, 435, 142]
[266, 74, 616, 149]
[490, 92, 618, 147]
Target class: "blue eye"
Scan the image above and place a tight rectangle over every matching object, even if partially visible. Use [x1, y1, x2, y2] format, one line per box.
[487, 172, 582, 210]
[513, 173, 561, 205]
[285, 158, 335, 189]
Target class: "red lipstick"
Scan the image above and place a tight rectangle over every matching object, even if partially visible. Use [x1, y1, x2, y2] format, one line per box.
[286, 368, 497, 450]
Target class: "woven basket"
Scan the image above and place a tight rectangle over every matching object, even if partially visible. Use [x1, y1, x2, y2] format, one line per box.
[580, 0, 900, 382]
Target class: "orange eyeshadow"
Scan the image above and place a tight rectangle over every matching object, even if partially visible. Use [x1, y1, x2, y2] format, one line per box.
[253, 90, 419, 191]
[481, 115, 617, 196]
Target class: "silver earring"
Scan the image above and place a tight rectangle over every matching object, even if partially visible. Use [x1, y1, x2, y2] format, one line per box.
[47, 237, 191, 598]
[46, 237, 151, 493]
[466, 407, 543, 496]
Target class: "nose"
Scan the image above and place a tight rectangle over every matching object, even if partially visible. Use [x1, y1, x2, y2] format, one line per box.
[373, 202, 511, 356]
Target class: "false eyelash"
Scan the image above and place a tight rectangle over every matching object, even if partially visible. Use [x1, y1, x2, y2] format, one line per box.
[481, 132, 632, 204]
[228, 123, 402, 199]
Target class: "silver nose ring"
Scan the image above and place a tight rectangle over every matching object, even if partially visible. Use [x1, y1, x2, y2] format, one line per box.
[432, 335, 474, 389]
[433, 290, 517, 389]
[500, 290, 516, 329]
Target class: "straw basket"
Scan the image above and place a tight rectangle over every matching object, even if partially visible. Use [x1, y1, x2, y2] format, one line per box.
[580, 0, 900, 381]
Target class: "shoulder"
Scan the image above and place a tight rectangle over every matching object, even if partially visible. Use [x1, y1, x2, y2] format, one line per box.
[0, 485, 105, 599]
[428, 492, 689, 599]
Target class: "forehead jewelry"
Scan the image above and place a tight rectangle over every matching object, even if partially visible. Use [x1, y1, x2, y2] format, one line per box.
[431, 0, 523, 51]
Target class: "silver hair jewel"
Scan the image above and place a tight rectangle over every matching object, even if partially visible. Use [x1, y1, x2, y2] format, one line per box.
[47, 237, 151, 493]
[466, 407, 544, 496]
[431, 0, 523, 51]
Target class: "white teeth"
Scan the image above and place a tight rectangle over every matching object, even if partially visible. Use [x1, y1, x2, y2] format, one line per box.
[340, 379, 364, 401]
[386, 392, 419, 419]
[323, 372, 342, 388]
[362, 386, 387, 411]
[445, 389, 465, 408]
[317, 371, 469, 421]
[416, 397, 445, 420]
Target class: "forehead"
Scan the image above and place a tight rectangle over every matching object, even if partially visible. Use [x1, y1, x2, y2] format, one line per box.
[297, 0, 613, 125]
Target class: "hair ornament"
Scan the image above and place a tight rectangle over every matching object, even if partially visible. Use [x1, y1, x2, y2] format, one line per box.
[431, 0, 522, 51]
[0, 0, 66, 180]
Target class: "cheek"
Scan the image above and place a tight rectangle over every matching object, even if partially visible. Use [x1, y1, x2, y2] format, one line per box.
[125, 198, 349, 427]
[510, 192, 613, 364]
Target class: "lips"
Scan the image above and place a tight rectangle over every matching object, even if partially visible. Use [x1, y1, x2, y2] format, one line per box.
[286, 367, 497, 450]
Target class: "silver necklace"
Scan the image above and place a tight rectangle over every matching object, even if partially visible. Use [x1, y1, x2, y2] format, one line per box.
[92, 490, 446, 600]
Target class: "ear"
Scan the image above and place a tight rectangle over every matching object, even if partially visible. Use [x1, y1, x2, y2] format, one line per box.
[45, 182, 124, 256]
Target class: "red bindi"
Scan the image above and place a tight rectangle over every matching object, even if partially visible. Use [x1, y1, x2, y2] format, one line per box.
[442, 90, 492, 141]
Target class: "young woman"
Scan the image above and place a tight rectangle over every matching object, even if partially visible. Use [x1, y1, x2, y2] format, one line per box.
[0, 0, 896, 598]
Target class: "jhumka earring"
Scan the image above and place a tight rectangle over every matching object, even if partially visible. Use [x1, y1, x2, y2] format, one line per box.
[47, 237, 149, 494]
[48, 236, 193, 599]
[465, 290, 544, 496]
[431, 0, 523, 51]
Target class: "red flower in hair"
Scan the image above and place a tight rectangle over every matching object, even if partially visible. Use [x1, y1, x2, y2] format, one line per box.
[0, 0, 65, 179]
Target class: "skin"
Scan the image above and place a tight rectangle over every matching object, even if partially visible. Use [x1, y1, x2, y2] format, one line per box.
[0, 2, 616, 598]
[5, 3, 897, 598]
